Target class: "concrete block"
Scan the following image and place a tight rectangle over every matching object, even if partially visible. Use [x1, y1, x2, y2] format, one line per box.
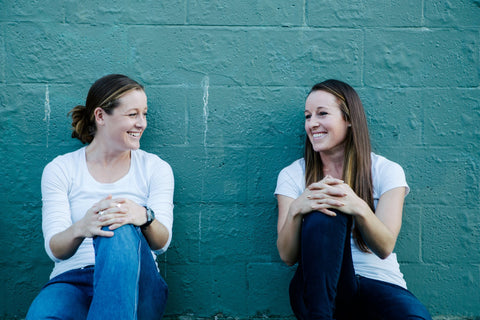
[422, 206, 480, 264]
[424, 0, 480, 27]
[6, 23, 130, 83]
[402, 263, 480, 315]
[165, 263, 248, 317]
[185, 86, 306, 147]
[209, 263, 248, 315]
[167, 204, 201, 264]
[396, 204, 421, 263]
[188, 0, 303, 26]
[246, 262, 295, 317]
[164, 264, 215, 315]
[64, 0, 186, 25]
[307, 0, 422, 27]
[246, 146, 303, 203]
[128, 27, 362, 86]
[360, 88, 424, 147]
[157, 146, 248, 203]
[199, 204, 279, 264]
[0, 0, 65, 22]
[141, 86, 188, 146]
[364, 29, 479, 87]
[1, 83, 88, 149]
[64, 0, 186, 24]
[423, 88, 480, 147]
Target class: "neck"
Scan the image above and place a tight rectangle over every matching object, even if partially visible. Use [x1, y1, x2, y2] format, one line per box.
[319, 149, 345, 179]
[85, 139, 131, 166]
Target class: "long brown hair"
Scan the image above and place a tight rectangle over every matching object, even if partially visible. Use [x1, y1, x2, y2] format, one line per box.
[304, 79, 373, 252]
[68, 74, 144, 144]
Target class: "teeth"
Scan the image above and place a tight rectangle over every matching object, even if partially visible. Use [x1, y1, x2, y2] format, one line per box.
[313, 133, 325, 138]
[128, 132, 140, 137]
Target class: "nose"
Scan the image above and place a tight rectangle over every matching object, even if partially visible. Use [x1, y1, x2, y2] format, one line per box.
[307, 115, 319, 129]
[136, 114, 147, 128]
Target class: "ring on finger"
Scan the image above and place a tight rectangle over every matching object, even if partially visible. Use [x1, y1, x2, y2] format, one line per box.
[98, 210, 105, 216]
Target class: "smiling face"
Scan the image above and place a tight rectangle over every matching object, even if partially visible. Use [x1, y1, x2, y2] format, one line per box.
[304, 90, 350, 156]
[99, 89, 148, 152]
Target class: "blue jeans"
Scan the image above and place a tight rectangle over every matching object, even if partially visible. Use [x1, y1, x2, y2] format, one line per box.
[289, 211, 432, 320]
[26, 225, 168, 320]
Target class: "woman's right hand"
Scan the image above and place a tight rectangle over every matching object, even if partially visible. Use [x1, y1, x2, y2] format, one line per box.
[76, 195, 119, 238]
[292, 175, 346, 218]
[50, 195, 121, 260]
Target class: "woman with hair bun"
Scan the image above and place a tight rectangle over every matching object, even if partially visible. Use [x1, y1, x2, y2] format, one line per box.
[27, 74, 174, 319]
[275, 79, 431, 319]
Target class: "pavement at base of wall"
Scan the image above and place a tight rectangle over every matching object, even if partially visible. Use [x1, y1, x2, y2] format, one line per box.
[162, 315, 478, 320]
[2, 315, 479, 320]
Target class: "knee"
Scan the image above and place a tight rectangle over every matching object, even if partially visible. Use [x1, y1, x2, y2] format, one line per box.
[94, 224, 140, 253]
[302, 211, 349, 237]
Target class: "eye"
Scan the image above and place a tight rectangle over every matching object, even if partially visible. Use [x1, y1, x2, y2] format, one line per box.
[318, 111, 328, 116]
[143, 112, 148, 117]
[128, 113, 137, 117]
[305, 114, 311, 120]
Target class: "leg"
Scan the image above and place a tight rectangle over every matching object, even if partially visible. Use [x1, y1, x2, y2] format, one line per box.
[137, 234, 168, 320]
[26, 267, 94, 320]
[88, 225, 167, 320]
[356, 276, 432, 320]
[290, 211, 355, 320]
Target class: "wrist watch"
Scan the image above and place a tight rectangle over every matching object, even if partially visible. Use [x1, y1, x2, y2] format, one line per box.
[141, 206, 155, 229]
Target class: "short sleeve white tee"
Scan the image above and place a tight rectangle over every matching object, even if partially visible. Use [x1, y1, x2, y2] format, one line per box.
[41, 147, 174, 279]
[274, 153, 409, 289]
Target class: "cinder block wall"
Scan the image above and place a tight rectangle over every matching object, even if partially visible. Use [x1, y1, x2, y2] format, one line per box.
[1, 1, 479, 318]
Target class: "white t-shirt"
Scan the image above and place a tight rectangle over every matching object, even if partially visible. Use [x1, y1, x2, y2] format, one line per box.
[274, 153, 409, 289]
[41, 147, 174, 279]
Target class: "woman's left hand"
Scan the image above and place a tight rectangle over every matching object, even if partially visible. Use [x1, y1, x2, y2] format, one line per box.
[96, 198, 147, 230]
[311, 176, 368, 217]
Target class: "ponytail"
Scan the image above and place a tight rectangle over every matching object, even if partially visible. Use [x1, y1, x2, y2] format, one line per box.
[68, 105, 95, 144]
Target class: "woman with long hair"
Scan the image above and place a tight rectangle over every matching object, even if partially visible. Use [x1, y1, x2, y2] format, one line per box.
[275, 79, 431, 319]
[27, 74, 174, 319]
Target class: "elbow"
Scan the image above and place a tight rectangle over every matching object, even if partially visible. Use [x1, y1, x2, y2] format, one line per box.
[279, 252, 297, 266]
[277, 242, 298, 266]
[378, 251, 391, 260]
[376, 244, 395, 260]
[283, 258, 297, 267]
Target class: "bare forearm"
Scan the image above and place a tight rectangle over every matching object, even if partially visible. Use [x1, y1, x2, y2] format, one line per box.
[277, 205, 303, 266]
[354, 206, 396, 259]
[141, 220, 170, 251]
[49, 224, 85, 260]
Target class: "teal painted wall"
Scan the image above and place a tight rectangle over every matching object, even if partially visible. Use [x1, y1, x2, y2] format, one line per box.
[1, 0, 479, 318]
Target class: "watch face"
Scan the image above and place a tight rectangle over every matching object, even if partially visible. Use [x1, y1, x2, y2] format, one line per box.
[147, 207, 155, 221]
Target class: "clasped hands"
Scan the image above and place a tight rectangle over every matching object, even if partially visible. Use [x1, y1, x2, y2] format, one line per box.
[79, 195, 146, 238]
[300, 175, 362, 217]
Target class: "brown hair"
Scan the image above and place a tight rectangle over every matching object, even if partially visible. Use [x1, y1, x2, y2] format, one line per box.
[68, 74, 144, 144]
[304, 79, 374, 252]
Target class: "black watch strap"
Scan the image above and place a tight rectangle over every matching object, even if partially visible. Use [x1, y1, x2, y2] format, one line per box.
[141, 206, 155, 229]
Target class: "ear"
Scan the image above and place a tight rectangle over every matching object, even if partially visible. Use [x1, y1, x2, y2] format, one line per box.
[94, 107, 105, 126]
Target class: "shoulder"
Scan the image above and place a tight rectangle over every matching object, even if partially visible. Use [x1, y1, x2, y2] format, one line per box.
[371, 153, 403, 172]
[275, 158, 305, 199]
[371, 153, 409, 197]
[43, 148, 84, 176]
[279, 158, 305, 177]
[132, 149, 173, 175]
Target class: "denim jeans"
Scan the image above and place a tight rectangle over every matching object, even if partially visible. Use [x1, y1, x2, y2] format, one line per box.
[26, 225, 168, 320]
[289, 211, 432, 320]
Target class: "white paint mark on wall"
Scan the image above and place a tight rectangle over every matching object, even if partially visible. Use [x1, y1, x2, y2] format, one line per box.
[43, 84, 51, 148]
[199, 76, 210, 253]
[201, 75, 209, 147]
